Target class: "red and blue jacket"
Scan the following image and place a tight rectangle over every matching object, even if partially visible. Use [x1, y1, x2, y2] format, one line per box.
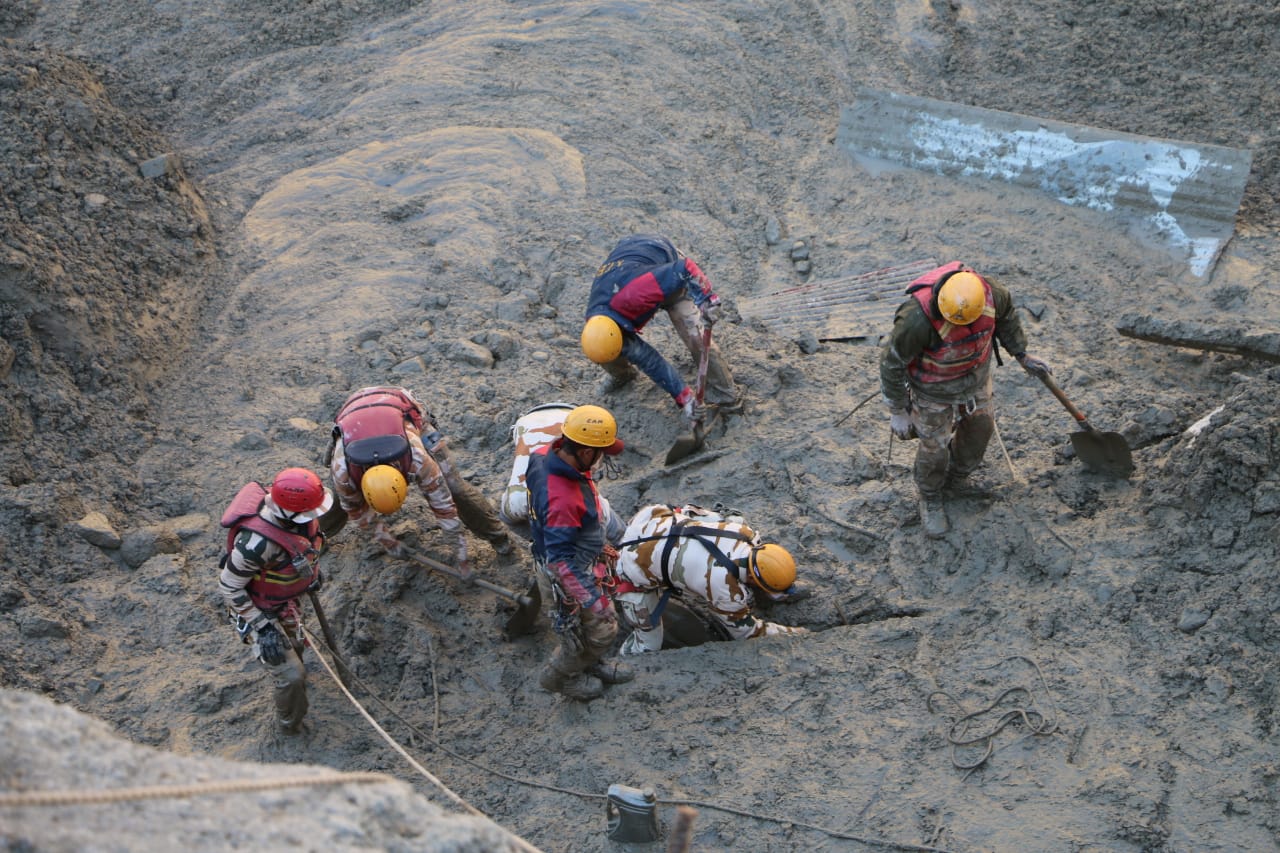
[586, 234, 714, 333]
[525, 443, 608, 610]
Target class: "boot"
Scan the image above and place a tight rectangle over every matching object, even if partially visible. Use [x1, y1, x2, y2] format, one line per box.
[589, 659, 635, 685]
[918, 495, 949, 538]
[539, 665, 604, 701]
[597, 367, 638, 396]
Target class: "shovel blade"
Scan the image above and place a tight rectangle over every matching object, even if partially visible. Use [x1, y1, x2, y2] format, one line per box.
[1070, 429, 1134, 477]
[664, 428, 705, 465]
[502, 579, 542, 639]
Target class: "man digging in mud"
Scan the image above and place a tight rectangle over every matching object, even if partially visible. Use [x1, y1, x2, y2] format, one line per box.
[612, 503, 809, 655]
[327, 385, 520, 574]
[581, 233, 745, 428]
[879, 263, 1050, 537]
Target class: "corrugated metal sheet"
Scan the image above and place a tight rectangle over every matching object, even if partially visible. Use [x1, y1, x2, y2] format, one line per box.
[838, 88, 1252, 278]
[738, 259, 937, 342]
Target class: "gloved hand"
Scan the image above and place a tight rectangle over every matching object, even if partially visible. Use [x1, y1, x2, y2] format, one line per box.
[700, 294, 722, 325]
[1017, 353, 1051, 378]
[372, 523, 402, 556]
[255, 622, 287, 666]
[307, 569, 324, 594]
[681, 396, 705, 427]
[889, 408, 914, 440]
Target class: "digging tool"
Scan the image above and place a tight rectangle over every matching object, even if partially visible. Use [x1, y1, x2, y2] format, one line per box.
[665, 326, 713, 465]
[306, 590, 352, 689]
[502, 578, 543, 639]
[1033, 371, 1134, 477]
[399, 546, 534, 606]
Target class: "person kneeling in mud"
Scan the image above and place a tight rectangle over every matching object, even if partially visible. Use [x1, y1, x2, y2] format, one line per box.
[613, 504, 810, 655]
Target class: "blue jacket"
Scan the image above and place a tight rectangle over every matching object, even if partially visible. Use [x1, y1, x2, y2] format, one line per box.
[585, 234, 716, 399]
[525, 444, 608, 609]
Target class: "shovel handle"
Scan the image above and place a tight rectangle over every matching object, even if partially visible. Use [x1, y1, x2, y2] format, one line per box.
[1035, 371, 1096, 431]
[402, 548, 534, 606]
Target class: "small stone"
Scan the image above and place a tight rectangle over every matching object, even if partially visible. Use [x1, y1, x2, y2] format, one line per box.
[83, 193, 108, 212]
[794, 260, 812, 274]
[72, 511, 122, 549]
[764, 216, 782, 245]
[789, 240, 809, 261]
[1177, 607, 1211, 633]
[139, 152, 178, 179]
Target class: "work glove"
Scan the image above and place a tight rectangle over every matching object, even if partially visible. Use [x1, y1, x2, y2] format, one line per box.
[1017, 353, 1052, 378]
[372, 522, 402, 556]
[700, 294, 722, 325]
[681, 396, 705, 427]
[889, 408, 914, 440]
[255, 622, 287, 666]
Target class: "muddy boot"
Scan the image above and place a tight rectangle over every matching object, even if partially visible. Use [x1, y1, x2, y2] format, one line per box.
[541, 664, 604, 700]
[918, 494, 949, 538]
[597, 365, 638, 396]
[589, 659, 635, 685]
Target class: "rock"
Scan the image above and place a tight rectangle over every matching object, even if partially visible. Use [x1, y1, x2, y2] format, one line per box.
[83, 192, 107, 212]
[764, 216, 782, 245]
[1177, 607, 1211, 633]
[232, 430, 270, 450]
[452, 339, 495, 368]
[286, 417, 319, 433]
[72, 511, 122, 549]
[789, 240, 809, 261]
[139, 152, 178, 178]
[120, 526, 182, 569]
[391, 356, 426, 374]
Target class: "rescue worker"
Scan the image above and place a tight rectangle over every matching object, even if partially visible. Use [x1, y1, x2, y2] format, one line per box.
[218, 467, 332, 733]
[879, 263, 1051, 537]
[525, 404, 634, 701]
[498, 401, 624, 543]
[581, 234, 744, 427]
[328, 386, 518, 575]
[613, 504, 809, 655]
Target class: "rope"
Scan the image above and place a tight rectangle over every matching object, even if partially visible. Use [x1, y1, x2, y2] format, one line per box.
[302, 626, 950, 852]
[0, 771, 391, 808]
[926, 655, 1061, 773]
[298, 623, 544, 853]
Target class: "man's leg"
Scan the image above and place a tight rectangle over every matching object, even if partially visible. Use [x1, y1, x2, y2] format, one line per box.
[949, 391, 996, 479]
[666, 297, 739, 407]
[432, 439, 516, 554]
[910, 400, 957, 538]
[616, 590, 664, 655]
[267, 632, 308, 733]
[598, 356, 640, 394]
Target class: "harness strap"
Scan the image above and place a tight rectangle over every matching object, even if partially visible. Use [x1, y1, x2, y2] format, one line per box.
[618, 521, 754, 583]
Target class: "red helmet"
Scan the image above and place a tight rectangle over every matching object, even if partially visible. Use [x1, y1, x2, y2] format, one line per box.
[269, 468, 333, 521]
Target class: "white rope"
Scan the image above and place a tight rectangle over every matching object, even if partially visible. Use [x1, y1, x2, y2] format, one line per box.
[298, 623, 544, 853]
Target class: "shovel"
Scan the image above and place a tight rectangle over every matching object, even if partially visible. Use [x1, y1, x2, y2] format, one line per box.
[665, 326, 713, 465]
[1034, 371, 1134, 477]
[399, 547, 535, 606]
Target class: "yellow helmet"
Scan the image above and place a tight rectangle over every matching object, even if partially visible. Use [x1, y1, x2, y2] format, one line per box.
[561, 404, 624, 454]
[361, 465, 408, 514]
[748, 543, 796, 593]
[936, 271, 986, 325]
[581, 315, 623, 364]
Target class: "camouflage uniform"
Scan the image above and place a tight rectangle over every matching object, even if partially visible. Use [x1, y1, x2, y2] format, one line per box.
[879, 272, 1028, 500]
[614, 504, 807, 654]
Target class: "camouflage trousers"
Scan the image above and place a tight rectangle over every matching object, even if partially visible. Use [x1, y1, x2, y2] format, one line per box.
[908, 382, 995, 498]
